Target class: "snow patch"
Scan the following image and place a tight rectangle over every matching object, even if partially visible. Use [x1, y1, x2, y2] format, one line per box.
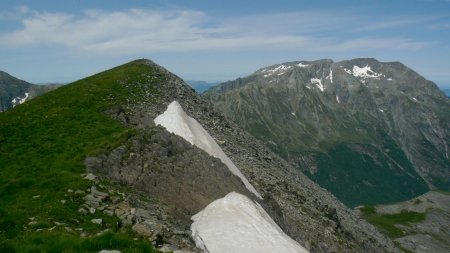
[343, 65, 386, 83]
[343, 68, 352, 75]
[413, 97, 418, 102]
[336, 95, 340, 104]
[291, 112, 296, 116]
[154, 101, 262, 199]
[191, 192, 309, 253]
[11, 92, 30, 107]
[352, 65, 383, 79]
[379, 109, 384, 113]
[327, 69, 333, 83]
[387, 78, 393, 81]
[311, 78, 324, 92]
[297, 62, 309, 68]
[262, 65, 292, 77]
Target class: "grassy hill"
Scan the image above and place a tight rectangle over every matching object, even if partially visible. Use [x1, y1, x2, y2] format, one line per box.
[0, 60, 164, 252]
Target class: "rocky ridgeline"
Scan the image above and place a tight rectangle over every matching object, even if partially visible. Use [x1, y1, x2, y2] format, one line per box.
[82, 59, 400, 253]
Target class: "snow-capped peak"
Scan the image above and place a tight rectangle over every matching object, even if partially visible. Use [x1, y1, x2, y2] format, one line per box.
[154, 101, 262, 199]
[261, 64, 292, 77]
[191, 192, 310, 253]
[297, 62, 310, 68]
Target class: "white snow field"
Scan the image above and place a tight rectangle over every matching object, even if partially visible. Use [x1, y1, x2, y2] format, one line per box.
[154, 101, 262, 199]
[191, 192, 310, 253]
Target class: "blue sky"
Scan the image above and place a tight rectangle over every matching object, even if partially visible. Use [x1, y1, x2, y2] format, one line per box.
[0, 0, 449, 88]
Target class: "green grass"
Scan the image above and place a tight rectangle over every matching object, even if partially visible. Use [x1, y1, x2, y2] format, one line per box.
[360, 206, 426, 238]
[0, 231, 153, 253]
[0, 60, 165, 251]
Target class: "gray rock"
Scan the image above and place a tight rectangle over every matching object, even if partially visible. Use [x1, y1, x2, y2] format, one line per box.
[84, 157, 103, 172]
[84, 173, 97, 181]
[91, 186, 109, 200]
[91, 218, 102, 225]
[131, 223, 153, 238]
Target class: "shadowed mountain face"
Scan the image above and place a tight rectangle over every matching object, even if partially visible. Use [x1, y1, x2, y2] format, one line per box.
[204, 58, 450, 207]
[0, 70, 61, 112]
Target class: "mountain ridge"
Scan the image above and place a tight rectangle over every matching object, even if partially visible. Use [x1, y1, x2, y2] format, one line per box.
[0, 59, 400, 252]
[0, 70, 61, 112]
[204, 57, 449, 207]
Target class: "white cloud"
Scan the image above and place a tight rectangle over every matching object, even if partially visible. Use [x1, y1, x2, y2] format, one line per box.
[355, 15, 444, 31]
[316, 37, 436, 51]
[0, 7, 436, 56]
[0, 5, 30, 20]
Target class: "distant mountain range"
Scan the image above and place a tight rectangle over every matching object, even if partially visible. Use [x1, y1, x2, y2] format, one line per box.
[443, 88, 450, 97]
[0, 70, 61, 111]
[204, 58, 449, 208]
[186, 80, 220, 93]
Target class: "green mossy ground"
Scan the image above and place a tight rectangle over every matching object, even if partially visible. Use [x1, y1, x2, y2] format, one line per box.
[0, 60, 164, 252]
[360, 206, 426, 238]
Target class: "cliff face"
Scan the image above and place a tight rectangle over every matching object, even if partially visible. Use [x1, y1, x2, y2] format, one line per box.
[204, 58, 449, 207]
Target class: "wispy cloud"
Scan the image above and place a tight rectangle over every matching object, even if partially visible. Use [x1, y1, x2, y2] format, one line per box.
[0, 7, 436, 56]
[356, 14, 449, 31]
[0, 5, 30, 20]
[316, 37, 436, 51]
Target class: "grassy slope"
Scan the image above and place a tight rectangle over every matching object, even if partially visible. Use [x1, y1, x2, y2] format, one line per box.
[360, 206, 425, 238]
[0, 60, 162, 252]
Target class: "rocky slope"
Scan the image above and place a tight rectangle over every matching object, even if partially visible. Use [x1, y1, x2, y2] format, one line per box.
[204, 58, 449, 207]
[0, 59, 402, 252]
[0, 70, 61, 111]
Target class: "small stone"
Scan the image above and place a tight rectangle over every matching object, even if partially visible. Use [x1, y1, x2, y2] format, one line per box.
[28, 221, 38, 226]
[159, 244, 177, 252]
[54, 221, 65, 226]
[89, 207, 96, 214]
[67, 189, 74, 193]
[84, 173, 97, 181]
[32, 195, 40, 199]
[98, 250, 121, 253]
[103, 210, 114, 216]
[48, 226, 56, 231]
[75, 190, 85, 194]
[61, 200, 66, 204]
[91, 218, 102, 225]
[78, 208, 88, 214]
[91, 187, 109, 200]
[64, 227, 73, 232]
